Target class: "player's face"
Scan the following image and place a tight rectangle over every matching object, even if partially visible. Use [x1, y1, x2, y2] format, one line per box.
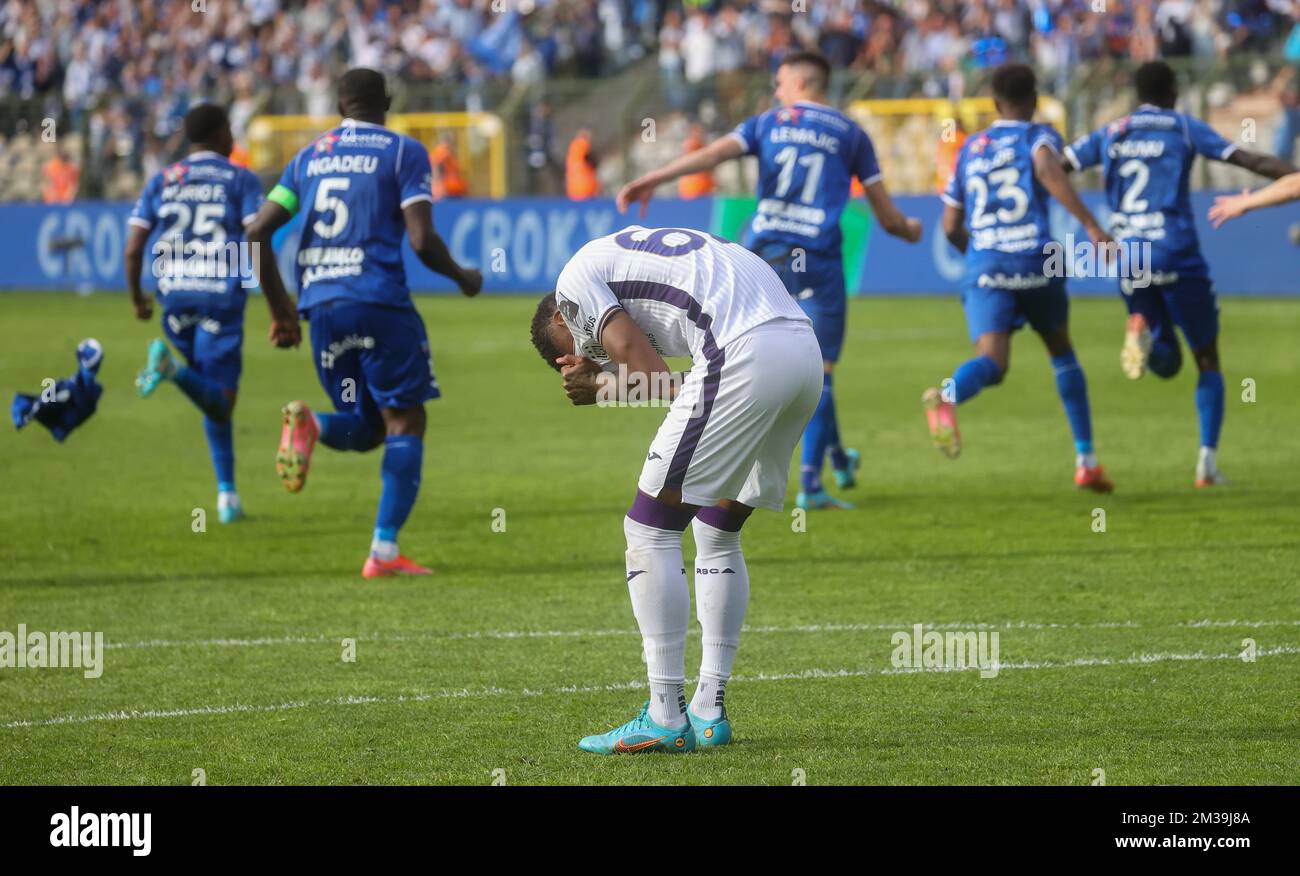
[774, 65, 799, 107]
[549, 311, 575, 359]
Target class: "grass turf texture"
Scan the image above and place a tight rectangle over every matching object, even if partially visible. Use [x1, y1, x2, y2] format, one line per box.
[1, 290, 1297, 785]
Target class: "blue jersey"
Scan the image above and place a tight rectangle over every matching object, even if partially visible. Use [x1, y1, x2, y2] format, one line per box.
[271, 120, 434, 311]
[1066, 105, 1237, 282]
[128, 151, 264, 311]
[942, 120, 1064, 286]
[731, 101, 881, 259]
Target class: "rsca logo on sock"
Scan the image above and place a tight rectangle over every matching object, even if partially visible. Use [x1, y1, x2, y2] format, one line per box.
[50, 807, 151, 856]
[889, 624, 1000, 679]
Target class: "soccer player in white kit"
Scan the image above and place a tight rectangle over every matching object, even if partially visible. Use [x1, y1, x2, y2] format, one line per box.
[530, 226, 823, 754]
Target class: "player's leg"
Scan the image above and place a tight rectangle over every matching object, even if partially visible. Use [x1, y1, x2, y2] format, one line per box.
[188, 311, 245, 522]
[1030, 285, 1113, 492]
[924, 284, 1014, 458]
[1166, 281, 1225, 485]
[794, 265, 854, 509]
[355, 303, 440, 578]
[1122, 285, 1181, 379]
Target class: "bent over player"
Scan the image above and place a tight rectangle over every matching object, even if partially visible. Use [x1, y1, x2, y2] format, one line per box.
[246, 68, 482, 577]
[530, 226, 823, 754]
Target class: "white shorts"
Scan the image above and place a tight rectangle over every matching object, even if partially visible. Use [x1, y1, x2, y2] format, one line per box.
[638, 318, 823, 512]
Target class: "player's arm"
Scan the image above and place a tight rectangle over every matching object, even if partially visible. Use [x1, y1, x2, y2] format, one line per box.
[1209, 171, 1300, 227]
[862, 179, 923, 242]
[556, 310, 676, 406]
[402, 201, 482, 297]
[123, 224, 153, 320]
[244, 200, 302, 349]
[1224, 147, 1297, 181]
[1032, 145, 1111, 246]
[616, 136, 745, 217]
[941, 203, 968, 253]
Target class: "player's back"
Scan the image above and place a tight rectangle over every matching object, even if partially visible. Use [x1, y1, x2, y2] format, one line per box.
[944, 120, 1063, 283]
[557, 226, 810, 364]
[1066, 106, 1232, 278]
[129, 151, 262, 311]
[733, 102, 881, 258]
[278, 120, 431, 310]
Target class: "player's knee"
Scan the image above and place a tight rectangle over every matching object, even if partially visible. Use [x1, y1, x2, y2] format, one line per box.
[624, 491, 693, 545]
[693, 505, 749, 554]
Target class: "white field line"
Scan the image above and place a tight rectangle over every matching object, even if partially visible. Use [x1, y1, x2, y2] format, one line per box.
[101, 619, 1298, 652]
[4, 645, 1297, 731]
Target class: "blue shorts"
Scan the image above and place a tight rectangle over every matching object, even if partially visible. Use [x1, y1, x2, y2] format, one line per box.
[1121, 277, 1219, 351]
[162, 305, 244, 390]
[751, 243, 846, 362]
[306, 300, 440, 433]
[961, 277, 1069, 343]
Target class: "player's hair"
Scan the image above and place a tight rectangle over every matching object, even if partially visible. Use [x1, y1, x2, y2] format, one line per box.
[990, 63, 1037, 113]
[1135, 61, 1177, 107]
[779, 50, 831, 94]
[184, 104, 229, 146]
[530, 293, 565, 372]
[338, 67, 391, 118]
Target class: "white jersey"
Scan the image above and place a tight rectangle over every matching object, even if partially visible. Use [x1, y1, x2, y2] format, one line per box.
[555, 226, 811, 367]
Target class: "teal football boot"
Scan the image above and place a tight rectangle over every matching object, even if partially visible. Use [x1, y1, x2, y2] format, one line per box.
[832, 447, 861, 490]
[578, 702, 696, 755]
[136, 339, 175, 398]
[687, 706, 733, 748]
[796, 489, 854, 510]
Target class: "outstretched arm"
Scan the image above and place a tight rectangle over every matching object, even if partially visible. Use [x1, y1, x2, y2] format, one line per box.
[863, 178, 923, 242]
[616, 136, 746, 216]
[1209, 171, 1300, 227]
[244, 202, 302, 348]
[1225, 147, 1297, 181]
[402, 201, 482, 296]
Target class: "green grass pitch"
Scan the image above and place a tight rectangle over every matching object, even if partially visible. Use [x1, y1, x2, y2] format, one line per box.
[1, 290, 1297, 785]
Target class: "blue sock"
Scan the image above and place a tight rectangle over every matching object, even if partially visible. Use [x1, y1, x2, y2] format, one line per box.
[173, 367, 231, 421]
[800, 375, 835, 493]
[818, 372, 849, 471]
[1051, 351, 1094, 454]
[1196, 370, 1224, 448]
[374, 436, 423, 545]
[204, 416, 235, 492]
[317, 412, 379, 451]
[951, 355, 1002, 404]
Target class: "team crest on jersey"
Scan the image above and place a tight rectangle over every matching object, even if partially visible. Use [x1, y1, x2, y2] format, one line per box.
[1108, 117, 1131, 137]
[968, 133, 992, 155]
[162, 162, 188, 184]
[775, 106, 803, 125]
[313, 132, 341, 154]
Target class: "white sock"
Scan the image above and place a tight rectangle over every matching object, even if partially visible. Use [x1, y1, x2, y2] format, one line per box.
[1198, 446, 1216, 473]
[624, 516, 689, 729]
[690, 517, 749, 720]
[370, 538, 399, 561]
[1076, 452, 1098, 470]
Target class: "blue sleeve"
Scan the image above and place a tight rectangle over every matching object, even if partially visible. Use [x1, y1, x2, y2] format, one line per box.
[1186, 116, 1237, 161]
[730, 114, 761, 156]
[852, 125, 882, 186]
[128, 175, 158, 230]
[941, 147, 964, 208]
[1031, 124, 1064, 159]
[239, 170, 264, 226]
[397, 136, 434, 208]
[267, 154, 301, 215]
[1066, 128, 1104, 170]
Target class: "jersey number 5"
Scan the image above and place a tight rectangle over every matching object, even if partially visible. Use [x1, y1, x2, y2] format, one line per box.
[313, 177, 350, 239]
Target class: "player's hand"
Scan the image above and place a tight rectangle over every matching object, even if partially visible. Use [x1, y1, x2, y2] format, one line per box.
[902, 217, 923, 243]
[1208, 189, 1250, 228]
[269, 315, 301, 349]
[615, 176, 658, 218]
[555, 354, 603, 405]
[459, 268, 483, 298]
[132, 297, 153, 321]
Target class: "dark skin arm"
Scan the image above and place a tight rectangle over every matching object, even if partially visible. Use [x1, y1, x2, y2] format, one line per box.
[555, 310, 674, 406]
[1224, 147, 1297, 181]
[244, 202, 303, 348]
[401, 201, 482, 296]
[941, 202, 968, 253]
[1033, 146, 1111, 246]
[124, 225, 153, 320]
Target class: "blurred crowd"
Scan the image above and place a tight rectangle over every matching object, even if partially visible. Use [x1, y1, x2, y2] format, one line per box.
[3, 0, 1300, 201]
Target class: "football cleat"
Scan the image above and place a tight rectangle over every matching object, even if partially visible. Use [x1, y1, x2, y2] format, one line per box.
[217, 497, 245, 524]
[922, 387, 961, 458]
[136, 339, 175, 398]
[1075, 464, 1115, 493]
[577, 702, 695, 755]
[1121, 313, 1152, 380]
[1195, 466, 1229, 489]
[796, 489, 854, 510]
[276, 400, 319, 493]
[687, 707, 733, 748]
[832, 447, 861, 490]
[361, 554, 433, 579]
